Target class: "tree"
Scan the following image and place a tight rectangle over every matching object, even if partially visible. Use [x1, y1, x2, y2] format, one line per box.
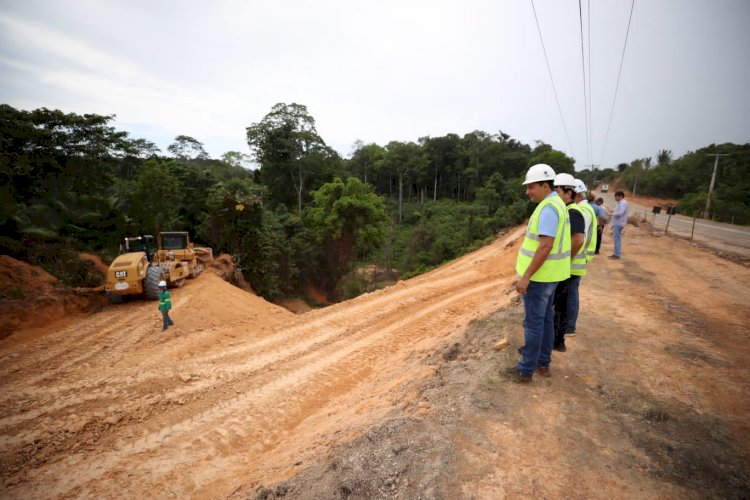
[0, 105, 139, 256]
[657, 149, 672, 165]
[127, 138, 161, 158]
[382, 141, 427, 222]
[305, 177, 388, 299]
[422, 134, 462, 201]
[246, 103, 338, 214]
[349, 142, 385, 185]
[127, 159, 182, 234]
[221, 151, 253, 169]
[527, 149, 575, 174]
[167, 135, 209, 160]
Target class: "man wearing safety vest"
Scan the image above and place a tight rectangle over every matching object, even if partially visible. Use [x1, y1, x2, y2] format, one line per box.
[574, 179, 598, 270]
[550, 175, 589, 352]
[509, 164, 571, 383]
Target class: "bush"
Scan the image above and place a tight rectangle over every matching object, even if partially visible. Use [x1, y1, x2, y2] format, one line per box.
[375, 198, 529, 279]
[26, 239, 105, 287]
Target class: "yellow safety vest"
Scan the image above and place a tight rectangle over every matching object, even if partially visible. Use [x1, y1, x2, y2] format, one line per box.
[516, 194, 571, 282]
[569, 204, 588, 276]
[578, 201, 598, 263]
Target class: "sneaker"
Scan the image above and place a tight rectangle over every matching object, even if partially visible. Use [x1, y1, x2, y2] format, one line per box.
[565, 331, 576, 338]
[537, 366, 551, 377]
[504, 366, 532, 383]
[553, 343, 567, 352]
[608, 255, 621, 260]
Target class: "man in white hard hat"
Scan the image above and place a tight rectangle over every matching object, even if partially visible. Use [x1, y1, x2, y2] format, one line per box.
[550, 175, 587, 352]
[158, 280, 174, 332]
[508, 164, 571, 383]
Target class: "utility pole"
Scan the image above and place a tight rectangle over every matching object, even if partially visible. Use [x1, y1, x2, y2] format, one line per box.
[703, 153, 730, 219]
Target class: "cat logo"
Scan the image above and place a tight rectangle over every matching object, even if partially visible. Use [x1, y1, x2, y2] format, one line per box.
[115, 270, 128, 278]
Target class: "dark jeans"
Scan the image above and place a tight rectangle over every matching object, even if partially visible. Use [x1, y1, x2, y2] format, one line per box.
[553, 276, 581, 347]
[518, 281, 558, 376]
[595, 226, 604, 254]
[161, 309, 174, 331]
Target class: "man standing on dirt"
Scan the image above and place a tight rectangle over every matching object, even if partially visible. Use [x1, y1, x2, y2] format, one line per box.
[593, 197, 608, 255]
[575, 180, 598, 269]
[159, 280, 174, 332]
[550, 174, 586, 352]
[510, 164, 571, 383]
[610, 191, 629, 259]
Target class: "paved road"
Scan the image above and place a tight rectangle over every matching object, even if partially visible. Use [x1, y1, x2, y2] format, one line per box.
[595, 192, 750, 259]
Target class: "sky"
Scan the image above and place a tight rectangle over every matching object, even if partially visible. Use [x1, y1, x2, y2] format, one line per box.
[1, 0, 748, 170]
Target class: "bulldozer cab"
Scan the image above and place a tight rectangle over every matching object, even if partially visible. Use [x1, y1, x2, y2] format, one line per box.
[121, 235, 155, 259]
[159, 232, 189, 251]
[155, 232, 196, 263]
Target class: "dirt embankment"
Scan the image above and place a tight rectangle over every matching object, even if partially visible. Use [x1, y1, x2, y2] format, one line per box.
[1, 225, 749, 498]
[0, 255, 108, 339]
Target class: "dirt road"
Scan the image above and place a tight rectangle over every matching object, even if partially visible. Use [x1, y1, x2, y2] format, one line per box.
[1, 223, 749, 498]
[597, 190, 750, 260]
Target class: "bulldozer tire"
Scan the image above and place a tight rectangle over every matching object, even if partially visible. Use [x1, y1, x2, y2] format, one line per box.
[188, 259, 202, 279]
[106, 292, 124, 304]
[144, 266, 162, 300]
[173, 277, 185, 288]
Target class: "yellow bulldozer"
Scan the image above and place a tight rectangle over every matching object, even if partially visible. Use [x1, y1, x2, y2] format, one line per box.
[105, 232, 213, 304]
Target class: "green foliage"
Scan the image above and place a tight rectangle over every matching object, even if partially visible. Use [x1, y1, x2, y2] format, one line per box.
[27, 238, 105, 287]
[246, 103, 341, 214]
[379, 198, 528, 279]
[528, 148, 575, 174]
[126, 159, 182, 234]
[657, 149, 672, 165]
[20, 102, 746, 306]
[615, 143, 750, 223]
[677, 192, 707, 217]
[167, 135, 209, 160]
[0, 104, 140, 260]
[348, 142, 385, 185]
[305, 177, 388, 299]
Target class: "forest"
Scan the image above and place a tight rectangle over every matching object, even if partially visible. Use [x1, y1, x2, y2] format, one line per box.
[1, 102, 748, 302]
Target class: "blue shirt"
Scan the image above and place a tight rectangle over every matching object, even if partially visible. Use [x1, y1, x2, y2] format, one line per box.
[538, 192, 560, 237]
[592, 203, 608, 223]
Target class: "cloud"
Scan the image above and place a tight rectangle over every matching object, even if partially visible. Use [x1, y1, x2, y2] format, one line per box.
[1, 1, 748, 165]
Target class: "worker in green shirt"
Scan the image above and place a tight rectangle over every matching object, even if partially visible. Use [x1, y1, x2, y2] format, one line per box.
[158, 280, 174, 332]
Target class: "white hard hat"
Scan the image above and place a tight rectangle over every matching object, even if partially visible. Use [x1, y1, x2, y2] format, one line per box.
[522, 164, 556, 185]
[574, 179, 587, 194]
[553, 173, 576, 188]
[158, 280, 167, 287]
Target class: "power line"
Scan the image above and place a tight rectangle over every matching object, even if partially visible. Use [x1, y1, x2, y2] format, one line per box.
[587, 0, 593, 167]
[599, 0, 635, 167]
[578, 0, 591, 167]
[530, 0, 576, 158]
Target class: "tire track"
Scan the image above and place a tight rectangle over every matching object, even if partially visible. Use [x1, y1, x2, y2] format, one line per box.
[0, 229, 524, 498]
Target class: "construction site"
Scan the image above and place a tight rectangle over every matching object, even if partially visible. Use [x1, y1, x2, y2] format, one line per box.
[1, 212, 749, 498]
